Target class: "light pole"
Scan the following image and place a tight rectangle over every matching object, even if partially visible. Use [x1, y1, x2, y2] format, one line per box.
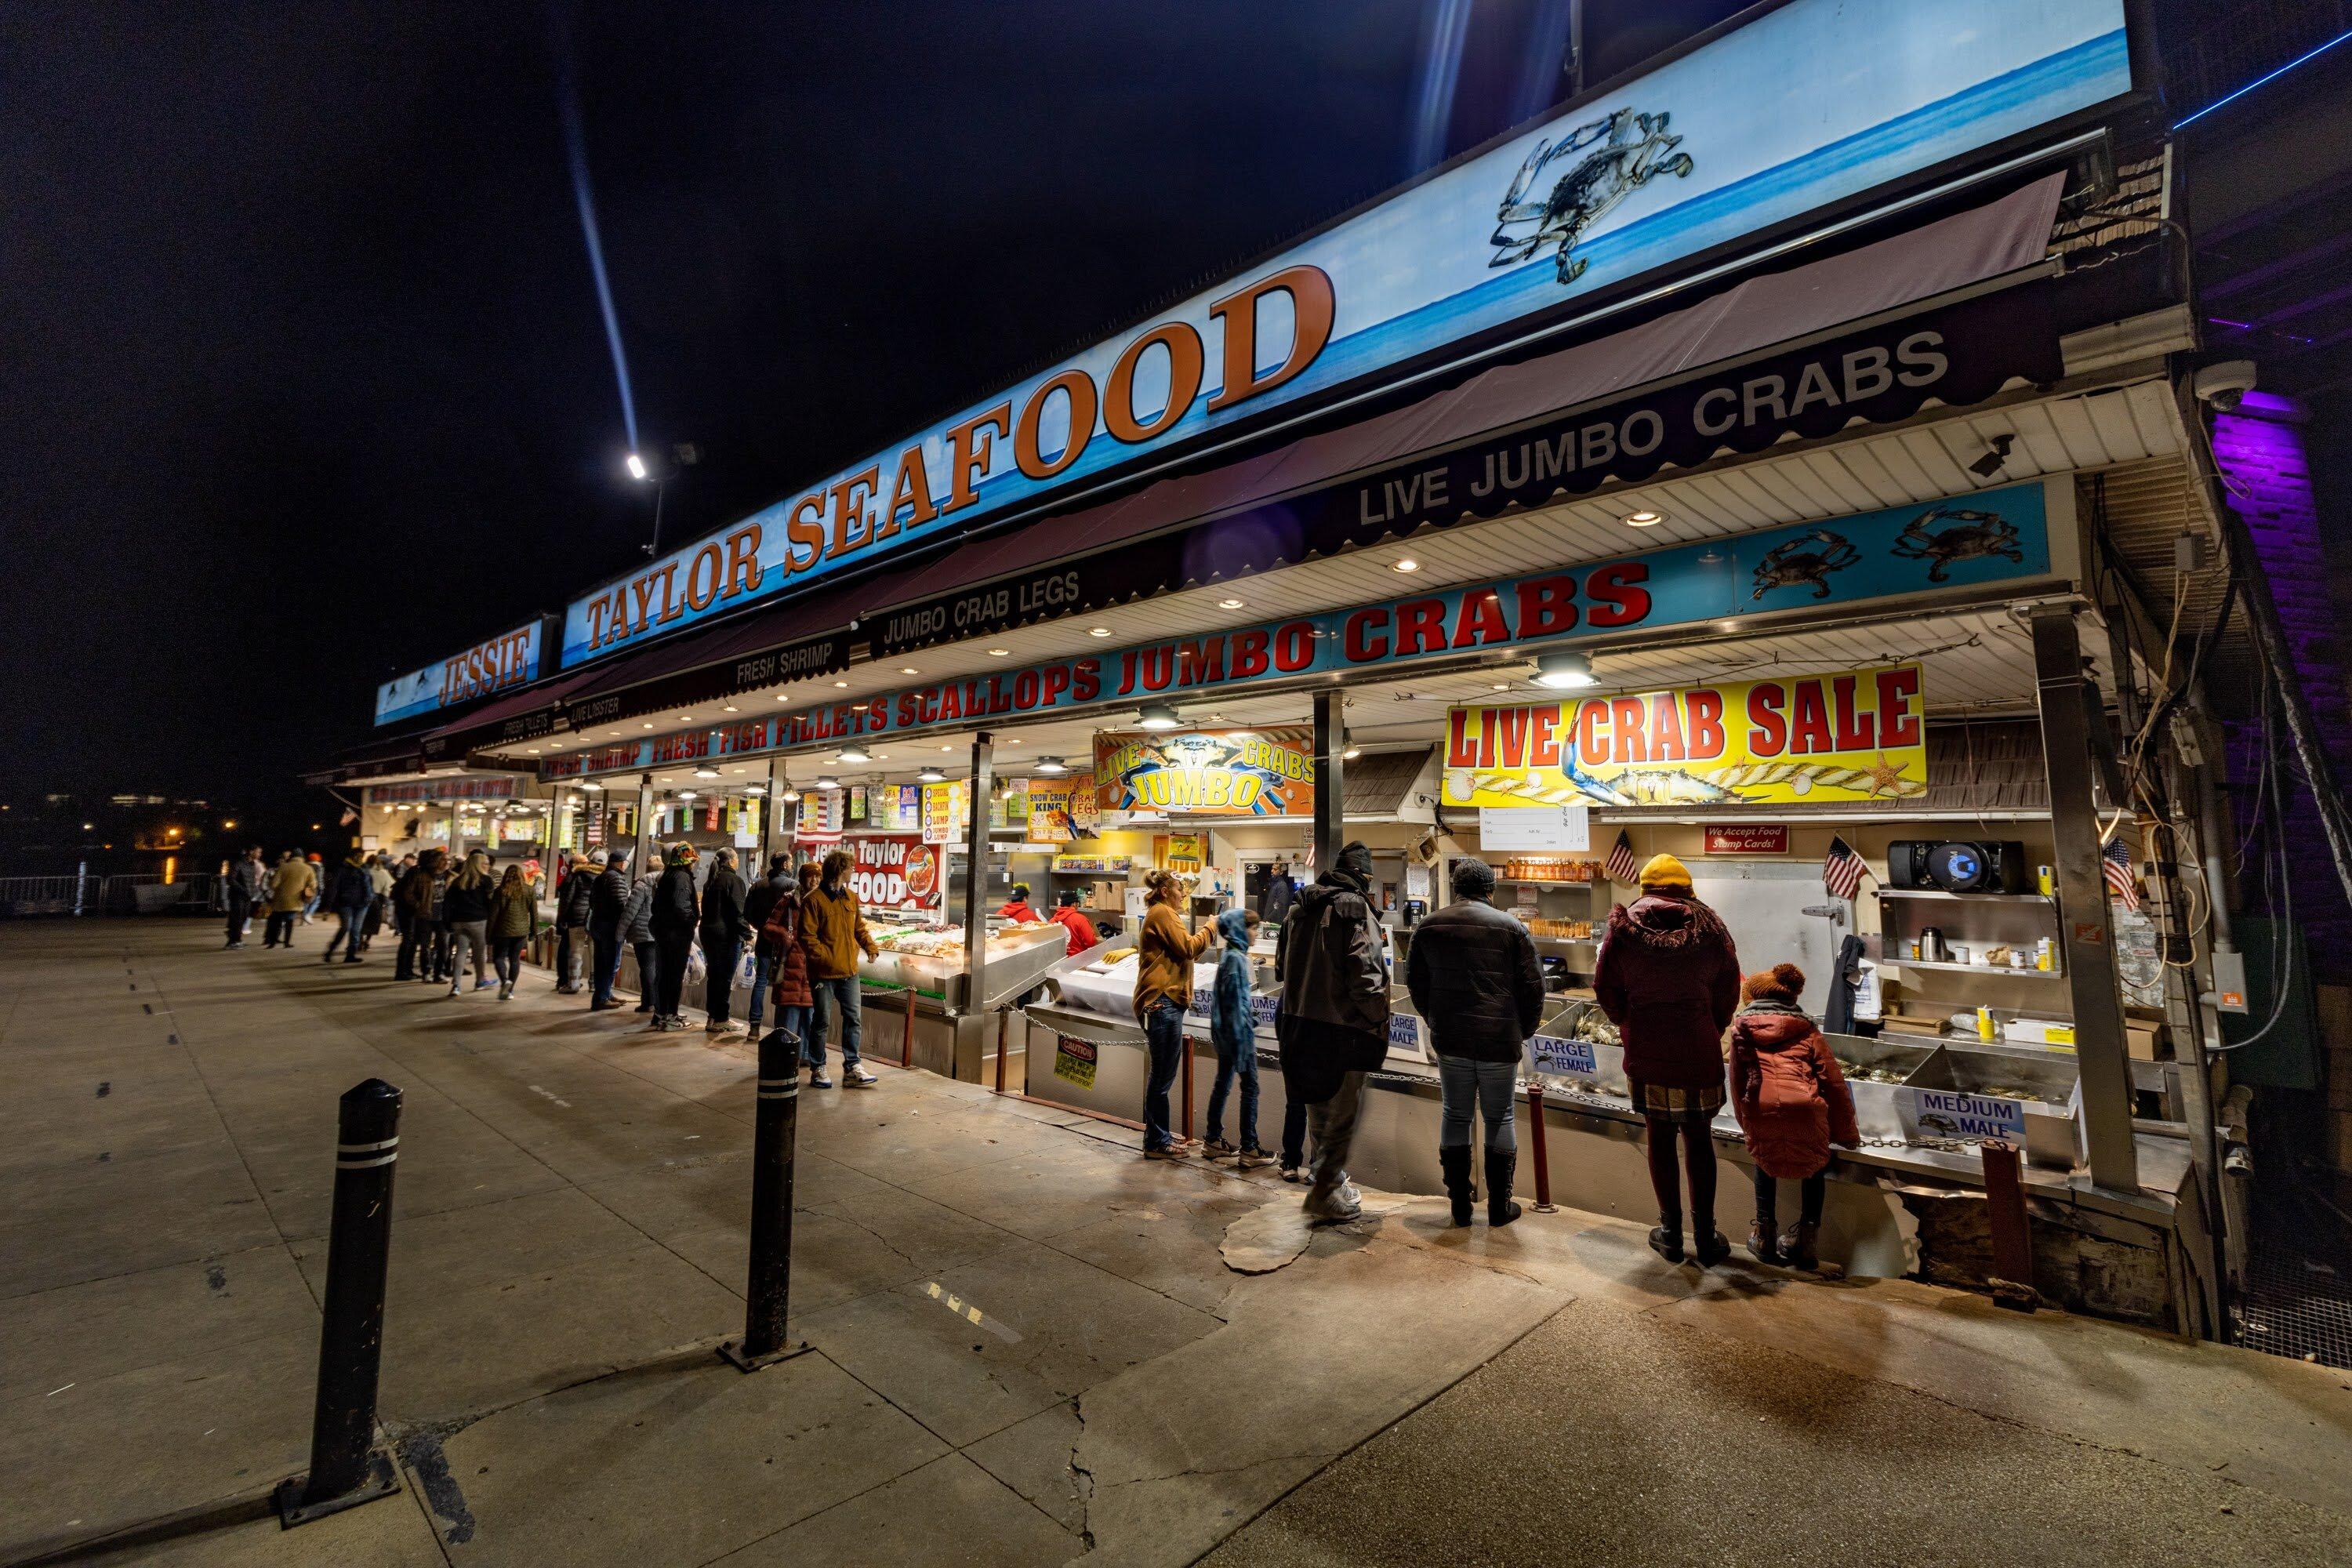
[627, 442, 699, 557]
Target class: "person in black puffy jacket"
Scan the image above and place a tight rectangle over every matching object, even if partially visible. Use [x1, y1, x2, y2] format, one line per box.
[646, 844, 700, 1030]
[1405, 856, 1544, 1227]
[552, 852, 601, 993]
[697, 849, 750, 1034]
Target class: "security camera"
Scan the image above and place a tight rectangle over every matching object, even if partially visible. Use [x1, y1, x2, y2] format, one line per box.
[2194, 360, 2257, 411]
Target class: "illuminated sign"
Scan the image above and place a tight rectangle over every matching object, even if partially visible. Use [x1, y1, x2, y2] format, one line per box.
[543, 484, 2049, 781]
[1096, 731, 1315, 818]
[375, 623, 545, 726]
[1440, 666, 1927, 808]
[561, 0, 2129, 668]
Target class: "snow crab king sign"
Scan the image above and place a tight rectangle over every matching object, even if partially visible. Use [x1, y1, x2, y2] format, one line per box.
[561, 0, 2130, 670]
[1443, 666, 1928, 809]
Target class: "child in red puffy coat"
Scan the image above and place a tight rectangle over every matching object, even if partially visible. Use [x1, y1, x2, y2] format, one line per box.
[1728, 964, 1858, 1269]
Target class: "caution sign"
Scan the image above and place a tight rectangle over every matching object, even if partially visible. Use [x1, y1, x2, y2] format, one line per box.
[1053, 1036, 1098, 1091]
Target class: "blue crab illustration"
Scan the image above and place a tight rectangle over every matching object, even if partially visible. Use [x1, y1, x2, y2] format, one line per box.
[1751, 529, 1860, 601]
[1490, 108, 1695, 286]
[1889, 506, 2025, 583]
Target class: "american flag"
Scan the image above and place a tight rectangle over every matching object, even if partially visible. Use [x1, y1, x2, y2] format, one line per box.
[1822, 834, 1868, 901]
[1604, 829, 1639, 884]
[2103, 835, 2140, 911]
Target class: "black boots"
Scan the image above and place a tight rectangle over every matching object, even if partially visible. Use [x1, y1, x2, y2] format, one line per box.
[1484, 1149, 1522, 1227]
[1439, 1145, 1475, 1227]
[1649, 1223, 1686, 1262]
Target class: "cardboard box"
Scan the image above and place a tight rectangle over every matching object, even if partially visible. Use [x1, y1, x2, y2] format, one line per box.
[2125, 1020, 2165, 1062]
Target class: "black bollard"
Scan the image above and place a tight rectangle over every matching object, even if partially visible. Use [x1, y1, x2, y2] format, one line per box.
[276, 1078, 404, 1527]
[720, 1028, 815, 1371]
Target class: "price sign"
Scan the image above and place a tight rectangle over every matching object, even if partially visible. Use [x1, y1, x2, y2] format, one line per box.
[1529, 1034, 1598, 1076]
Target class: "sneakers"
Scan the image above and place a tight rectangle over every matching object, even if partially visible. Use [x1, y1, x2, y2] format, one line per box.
[807, 1071, 834, 1089]
[844, 1066, 878, 1088]
[1301, 1185, 1363, 1223]
[705, 1018, 746, 1036]
[475, 978, 497, 991]
[1143, 1145, 1188, 1160]
[226, 942, 245, 950]
[1279, 1163, 1302, 1183]
[590, 999, 621, 1011]
[444, 983, 461, 998]
[497, 982, 514, 1000]
[1236, 1148, 1275, 1171]
[1200, 1138, 1240, 1161]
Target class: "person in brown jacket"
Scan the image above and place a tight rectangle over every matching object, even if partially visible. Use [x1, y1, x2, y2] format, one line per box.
[799, 848, 880, 1087]
[1133, 869, 1214, 1157]
[763, 862, 824, 1083]
[486, 863, 539, 1001]
[1594, 852, 1741, 1267]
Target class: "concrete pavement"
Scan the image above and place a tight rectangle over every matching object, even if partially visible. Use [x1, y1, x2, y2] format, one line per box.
[3, 919, 2350, 1566]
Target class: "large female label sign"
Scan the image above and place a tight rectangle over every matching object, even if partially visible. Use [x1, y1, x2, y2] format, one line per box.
[1443, 665, 1925, 808]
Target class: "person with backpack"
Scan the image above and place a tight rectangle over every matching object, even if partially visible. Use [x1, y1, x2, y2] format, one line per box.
[1728, 963, 1859, 1271]
[622, 859, 661, 1014]
[1275, 843, 1390, 1221]
[1201, 907, 1272, 1168]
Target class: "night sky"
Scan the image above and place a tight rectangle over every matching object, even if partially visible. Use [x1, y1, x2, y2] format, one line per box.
[2, 1, 1745, 848]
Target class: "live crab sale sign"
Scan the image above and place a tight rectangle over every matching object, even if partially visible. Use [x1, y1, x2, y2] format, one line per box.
[1443, 665, 1926, 808]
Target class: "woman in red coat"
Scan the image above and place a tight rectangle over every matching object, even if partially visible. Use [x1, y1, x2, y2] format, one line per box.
[1729, 963, 1859, 1270]
[764, 862, 824, 1084]
[1594, 853, 1741, 1266]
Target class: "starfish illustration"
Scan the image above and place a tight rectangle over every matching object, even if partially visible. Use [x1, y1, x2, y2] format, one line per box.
[1863, 751, 1910, 798]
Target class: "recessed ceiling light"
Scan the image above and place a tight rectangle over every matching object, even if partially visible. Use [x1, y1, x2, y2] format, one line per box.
[1088, 626, 1112, 637]
[722, 704, 739, 713]
[987, 648, 1010, 657]
[1392, 557, 1421, 573]
[899, 666, 919, 675]
[833, 680, 849, 688]
[941, 745, 953, 752]
[775, 695, 790, 702]
[679, 713, 693, 720]
[1218, 598, 1245, 609]
[641, 723, 653, 730]
[730, 766, 746, 774]
[1623, 510, 1664, 528]
[525, 747, 540, 754]
[1490, 683, 1512, 691]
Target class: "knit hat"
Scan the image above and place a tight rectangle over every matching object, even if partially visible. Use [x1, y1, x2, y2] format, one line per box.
[1450, 855, 1497, 899]
[1741, 963, 1806, 1005]
[1636, 852, 1692, 891]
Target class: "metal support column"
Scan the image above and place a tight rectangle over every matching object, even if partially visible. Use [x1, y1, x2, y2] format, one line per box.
[761, 755, 789, 868]
[961, 732, 995, 1030]
[2030, 607, 2140, 1193]
[546, 783, 569, 877]
[1312, 692, 1345, 873]
[633, 774, 655, 875]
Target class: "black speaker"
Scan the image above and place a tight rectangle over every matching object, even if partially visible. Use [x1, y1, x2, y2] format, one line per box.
[1889, 839, 2026, 894]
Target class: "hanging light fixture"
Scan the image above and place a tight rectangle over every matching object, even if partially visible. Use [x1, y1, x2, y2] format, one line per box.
[916, 766, 946, 783]
[837, 743, 873, 764]
[1033, 756, 1069, 775]
[815, 775, 840, 791]
[1137, 701, 1180, 731]
[692, 765, 720, 779]
[1341, 731, 1363, 761]
[1533, 649, 1599, 689]
[579, 779, 604, 793]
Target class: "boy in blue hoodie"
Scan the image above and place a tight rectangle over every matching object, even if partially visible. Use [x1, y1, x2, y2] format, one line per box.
[1203, 908, 1273, 1167]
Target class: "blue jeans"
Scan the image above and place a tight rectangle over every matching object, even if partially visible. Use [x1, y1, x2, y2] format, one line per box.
[808, 976, 862, 1070]
[1207, 1033, 1259, 1150]
[590, 927, 623, 1004]
[1436, 1054, 1517, 1153]
[1142, 1001, 1186, 1152]
[771, 1004, 813, 1068]
[747, 950, 776, 1032]
[554, 925, 581, 989]
[704, 934, 744, 1023]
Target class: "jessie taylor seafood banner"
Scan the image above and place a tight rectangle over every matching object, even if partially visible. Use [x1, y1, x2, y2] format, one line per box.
[1443, 664, 1926, 808]
[1096, 730, 1315, 818]
[562, 0, 2127, 667]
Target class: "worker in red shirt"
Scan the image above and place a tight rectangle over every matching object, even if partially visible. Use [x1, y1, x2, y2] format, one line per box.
[999, 882, 1040, 924]
[1047, 887, 1099, 955]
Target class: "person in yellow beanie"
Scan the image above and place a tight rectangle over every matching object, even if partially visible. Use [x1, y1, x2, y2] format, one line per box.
[1636, 852, 1692, 891]
[1595, 845, 1740, 1265]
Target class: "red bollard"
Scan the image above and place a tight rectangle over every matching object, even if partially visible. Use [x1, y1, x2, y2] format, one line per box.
[1523, 1078, 1557, 1213]
[1980, 1140, 2037, 1311]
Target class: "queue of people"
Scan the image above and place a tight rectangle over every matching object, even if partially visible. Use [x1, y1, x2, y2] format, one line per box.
[1129, 843, 1856, 1269]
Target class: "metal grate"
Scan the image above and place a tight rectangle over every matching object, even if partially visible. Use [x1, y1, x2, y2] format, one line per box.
[2236, 1236, 2352, 1369]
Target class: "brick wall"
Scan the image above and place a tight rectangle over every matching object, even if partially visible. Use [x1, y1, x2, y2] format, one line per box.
[2214, 395, 2352, 976]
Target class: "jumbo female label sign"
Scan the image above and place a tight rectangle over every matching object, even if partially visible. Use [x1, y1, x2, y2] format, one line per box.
[1443, 665, 1924, 808]
[1095, 730, 1314, 818]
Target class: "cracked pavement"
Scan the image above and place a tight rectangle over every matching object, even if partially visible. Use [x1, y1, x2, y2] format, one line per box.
[7, 921, 2352, 1566]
